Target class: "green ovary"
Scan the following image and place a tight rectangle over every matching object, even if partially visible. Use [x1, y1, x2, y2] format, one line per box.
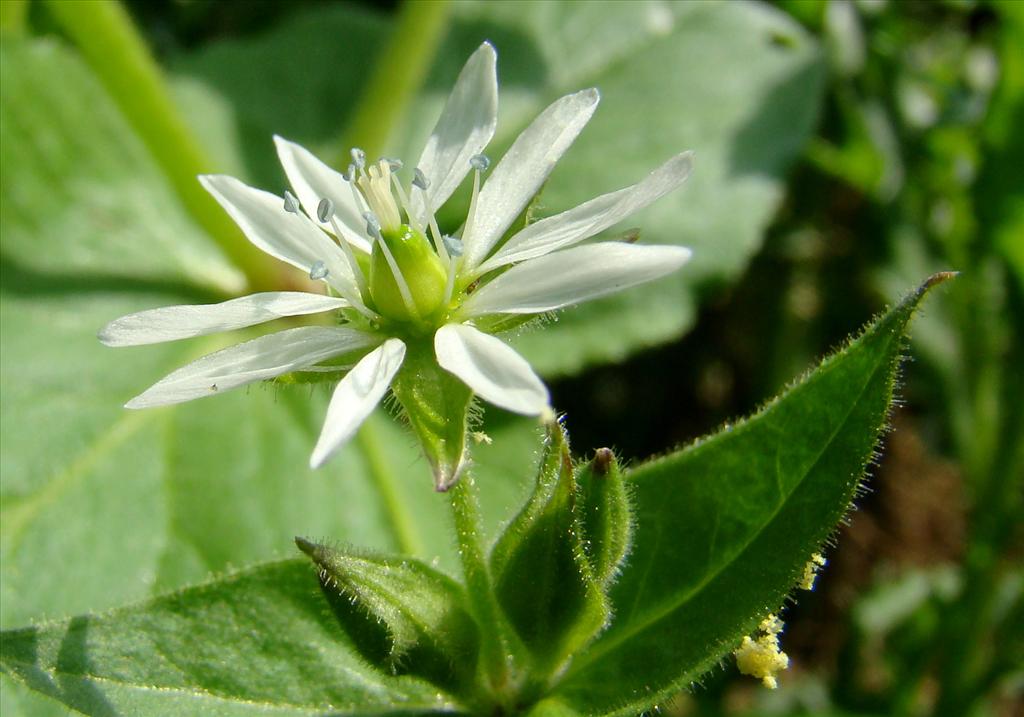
[370, 224, 448, 323]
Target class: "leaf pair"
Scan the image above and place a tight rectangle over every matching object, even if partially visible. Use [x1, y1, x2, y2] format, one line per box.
[0, 274, 952, 716]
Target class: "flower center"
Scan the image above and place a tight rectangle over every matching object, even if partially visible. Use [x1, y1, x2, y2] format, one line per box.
[319, 151, 492, 328]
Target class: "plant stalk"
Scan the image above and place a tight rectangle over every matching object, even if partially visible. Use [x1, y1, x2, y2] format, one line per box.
[339, 0, 451, 161]
[43, 0, 277, 292]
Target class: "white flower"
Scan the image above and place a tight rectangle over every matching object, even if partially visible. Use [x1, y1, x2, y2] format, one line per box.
[100, 42, 693, 486]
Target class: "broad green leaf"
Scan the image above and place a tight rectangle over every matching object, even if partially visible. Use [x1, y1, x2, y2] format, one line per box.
[550, 274, 953, 716]
[167, 1, 824, 376]
[0, 34, 539, 633]
[0, 560, 457, 716]
[0, 37, 241, 292]
[295, 539, 479, 692]
[490, 423, 608, 676]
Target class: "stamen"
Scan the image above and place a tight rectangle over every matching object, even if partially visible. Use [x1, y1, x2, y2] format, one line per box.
[365, 210, 419, 320]
[328, 215, 369, 297]
[411, 166, 448, 265]
[308, 260, 329, 281]
[442, 235, 463, 305]
[384, 157, 403, 171]
[316, 198, 335, 224]
[363, 211, 382, 240]
[342, 163, 356, 182]
[462, 155, 486, 251]
[389, 172, 423, 234]
[351, 147, 366, 170]
[346, 170, 369, 217]
[412, 168, 430, 190]
[442, 235, 464, 257]
[283, 190, 301, 214]
[444, 249, 458, 307]
[316, 196, 370, 299]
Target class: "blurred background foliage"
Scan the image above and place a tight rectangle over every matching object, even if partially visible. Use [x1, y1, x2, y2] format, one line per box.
[0, 1, 1020, 716]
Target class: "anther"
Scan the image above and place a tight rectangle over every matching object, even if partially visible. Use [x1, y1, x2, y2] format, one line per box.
[412, 168, 430, 190]
[309, 260, 329, 281]
[363, 211, 382, 240]
[442, 235, 464, 257]
[283, 190, 301, 214]
[384, 157, 403, 171]
[470, 154, 490, 172]
[350, 148, 366, 169]
[317, 198, 335, 223]
[343, 163, 356, 182]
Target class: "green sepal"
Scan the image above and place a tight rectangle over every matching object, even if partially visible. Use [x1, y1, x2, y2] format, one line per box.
[389, 338, 473, 491]
[576, 448, 633, 588]
[295, 537, 479, 692]
[489, 421, 609, 678]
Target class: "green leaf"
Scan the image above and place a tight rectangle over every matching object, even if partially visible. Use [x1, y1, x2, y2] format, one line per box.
[550, 274, 954, 715]
[295, 538, 478, 692]
[490, 423, 608, 677]
[166, 1, 824, 375]
[0, 560, 457, 716]
[0, 32, 539, 631]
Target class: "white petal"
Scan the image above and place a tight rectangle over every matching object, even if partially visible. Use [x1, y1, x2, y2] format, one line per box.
[434, 323, 549, 415]
[461, 89, 600, 270]
[461, 242, 692, 316]
[199, 174, 356, 295]
[475, 152, 694, 275]
[99, 292, 348, 346]
[409, 42, 498, 222]
[125, 327, 378, 408]
[273, 136, 372, 252]
[310, 338, 406, 468]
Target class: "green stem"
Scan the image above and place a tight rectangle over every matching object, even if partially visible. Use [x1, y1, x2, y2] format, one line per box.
[43, 0, 277, 292]
[448, 475, 513, 702]
[339, 0, 451, 161]
[0, 0, 28, 34]
[356, 413, 426, 557]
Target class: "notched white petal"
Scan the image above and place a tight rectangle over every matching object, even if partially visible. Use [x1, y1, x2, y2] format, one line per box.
[273, 136, 371, 252]
[461, 242, 693, 316]
[309, 338, 406, 468]
[477, 152, 694, 274]
[125, 326, 378, 408]
[410, 42, 498, 222]
[435, 323, 549, 415]
[462, 88, 600, 270]
[199, 174, 356, 294]
[99, 292, 348, 347]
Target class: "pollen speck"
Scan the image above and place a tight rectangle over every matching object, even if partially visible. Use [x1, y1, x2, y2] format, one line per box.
[734, 614, 789, 689]
[800, 552, 827, 590]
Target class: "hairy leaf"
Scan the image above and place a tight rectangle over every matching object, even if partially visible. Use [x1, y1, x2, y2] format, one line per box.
[0, 560, 456, 716]
[552, 274, 954, 715]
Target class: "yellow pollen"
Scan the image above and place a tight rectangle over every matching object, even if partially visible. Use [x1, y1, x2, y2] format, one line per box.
[800, 552, 827, 590]
[734, 613, 789, 689]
